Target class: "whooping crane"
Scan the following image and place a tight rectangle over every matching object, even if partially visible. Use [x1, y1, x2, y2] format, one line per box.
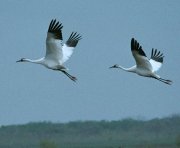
[17, 19, 82, 82]
[110, 38, 172, 85]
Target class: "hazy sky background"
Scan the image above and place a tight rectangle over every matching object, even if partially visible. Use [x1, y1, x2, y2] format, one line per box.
[0, 0, 179, 125]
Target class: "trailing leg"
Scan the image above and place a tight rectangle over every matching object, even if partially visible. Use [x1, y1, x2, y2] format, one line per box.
[153, 77, 172, 85]
[61, 70, 77, 82]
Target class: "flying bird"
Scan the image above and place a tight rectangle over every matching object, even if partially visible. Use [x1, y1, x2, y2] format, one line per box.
[17, 19, 82, 82]
[110, 38, 172, 85]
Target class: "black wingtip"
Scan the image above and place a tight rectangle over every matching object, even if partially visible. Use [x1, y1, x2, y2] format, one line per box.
[66, 32, 82, 47]
[151, 48, 164, 63]
[131, 38, 135, 49]
[70, 32, 82, 40]
[131, 38, 146, 57]
[48, 19, 63, 40]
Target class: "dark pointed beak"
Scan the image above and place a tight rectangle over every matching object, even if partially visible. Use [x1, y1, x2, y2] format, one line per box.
[16, 59, 21, 62]
[109, 66, 114, 69]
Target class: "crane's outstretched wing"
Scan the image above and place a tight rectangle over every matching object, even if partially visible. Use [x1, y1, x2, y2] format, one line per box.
[131, 38, 152, 70]
[149, 48, 164, 72]
[61, 32, 82, 63]
[45, 19, 63, 62]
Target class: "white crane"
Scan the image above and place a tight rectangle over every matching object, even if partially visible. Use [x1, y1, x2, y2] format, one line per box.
[110, 38, 172, 85]
[16, 19, 82, 82]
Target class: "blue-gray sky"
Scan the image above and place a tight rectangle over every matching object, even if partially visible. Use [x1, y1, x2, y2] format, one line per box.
[0, 0, 179, 125]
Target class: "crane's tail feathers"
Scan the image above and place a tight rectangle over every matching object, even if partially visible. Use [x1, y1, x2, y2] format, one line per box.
[61, 70, 77, 82]
[155, 77, 172, 85]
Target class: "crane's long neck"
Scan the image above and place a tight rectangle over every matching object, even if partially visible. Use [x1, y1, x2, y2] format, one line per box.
[117, 65, 136, 73]
[22, 58, 45, 65]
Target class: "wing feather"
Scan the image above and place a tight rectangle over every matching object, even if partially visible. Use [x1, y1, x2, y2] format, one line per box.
[61, 32, 82, 63]
[149, 48, 163, 72]
[131, 38, 152, 70]
[45, 19, 63, 63]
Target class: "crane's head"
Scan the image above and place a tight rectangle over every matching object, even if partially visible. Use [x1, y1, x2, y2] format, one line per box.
[16, 58, 26, 62]
[109, 64, 120, 69]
